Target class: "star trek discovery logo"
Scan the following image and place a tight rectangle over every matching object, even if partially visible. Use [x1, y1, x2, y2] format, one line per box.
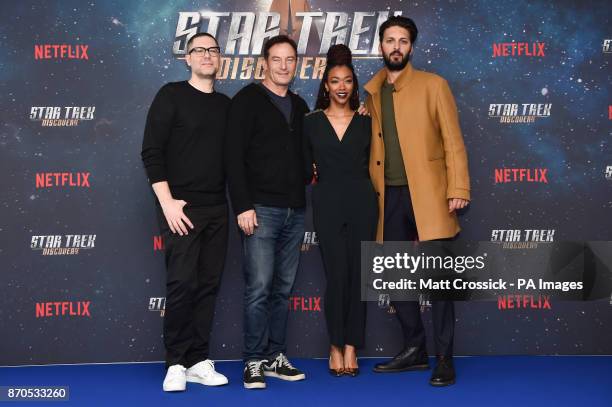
[31, 235, 96, 256]
[492, 229, 555, 310]
[488, 103, 551, 123]
[30, 106, 95, 127]
[491, 229, 555, 249]
[173, 2, 402, 80]
[378, 294, 431, 311]
[149, 297, 166, 317]
[301, 231, 319, 252]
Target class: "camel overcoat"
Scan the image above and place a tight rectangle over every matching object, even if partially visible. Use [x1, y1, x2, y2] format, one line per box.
[364, 63, 471, 242]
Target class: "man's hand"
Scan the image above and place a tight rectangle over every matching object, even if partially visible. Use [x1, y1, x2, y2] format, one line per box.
[448, 198, 469, 213]
[160, 198, 194, 236]
[237, 209, 258, 235]
[357, 102, 370, 116]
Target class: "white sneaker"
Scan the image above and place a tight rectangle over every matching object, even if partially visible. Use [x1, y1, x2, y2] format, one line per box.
[163, 364, 186, 392]
[186, 360, 229, 386]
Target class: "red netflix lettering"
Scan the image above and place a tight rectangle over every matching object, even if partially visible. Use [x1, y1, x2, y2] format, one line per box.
[35, 172, 91, 188]
[494, 168, 548, 184]
[492, 42, 545, 58]
[34, 44, 89, 60]
[497, 295, 551, 310]
[35, 301, 92, 317]
[153, 235, 164, 251]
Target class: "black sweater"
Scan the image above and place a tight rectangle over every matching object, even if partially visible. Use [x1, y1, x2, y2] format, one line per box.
[225, 83, 310, 215]
[141, 81, 230, 206]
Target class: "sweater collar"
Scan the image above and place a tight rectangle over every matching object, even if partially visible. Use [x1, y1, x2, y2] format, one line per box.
[254, 81, 295, 99]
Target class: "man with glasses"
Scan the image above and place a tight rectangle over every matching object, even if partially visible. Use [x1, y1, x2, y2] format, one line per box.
[226, 35, 310, 390]
[141, 32, 230, 392]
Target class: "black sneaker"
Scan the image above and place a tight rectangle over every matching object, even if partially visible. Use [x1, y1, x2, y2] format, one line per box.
[243, 360, 266, 389]
[263, 353, 306, 381]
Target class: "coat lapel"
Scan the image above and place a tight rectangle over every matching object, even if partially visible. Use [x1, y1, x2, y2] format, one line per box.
[364, 68, 386, 128]
[364, 64, 415, 128]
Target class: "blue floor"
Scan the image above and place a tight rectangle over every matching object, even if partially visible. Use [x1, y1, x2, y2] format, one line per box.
[1, 356, 611, 406]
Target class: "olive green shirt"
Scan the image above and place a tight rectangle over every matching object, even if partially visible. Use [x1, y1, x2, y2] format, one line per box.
[381, 80, 408, 186]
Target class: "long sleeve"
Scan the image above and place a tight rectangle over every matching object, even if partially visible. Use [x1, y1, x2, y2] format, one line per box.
[435, 79, 471, 201]
[141, 85, 175, 184]
[225, 91, 255, 215]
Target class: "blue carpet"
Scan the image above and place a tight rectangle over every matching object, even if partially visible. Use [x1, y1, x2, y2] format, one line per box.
[1, 357, 610, 406]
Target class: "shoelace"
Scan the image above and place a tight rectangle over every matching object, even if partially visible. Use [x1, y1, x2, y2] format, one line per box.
[247, 360, 264, 377]
[277, 353, 295, 370]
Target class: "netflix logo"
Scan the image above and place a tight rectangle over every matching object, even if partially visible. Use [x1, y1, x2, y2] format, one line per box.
[153, 235, 164, 251]
[288, 296, 321, 312]
[497, 295, 551, 310]
[34, 44, 89, 60]
[35, 301, 91, 318]
[492, 42, 545, 58]
[35, 172, 90, 188]
[494, 168, 548, 184]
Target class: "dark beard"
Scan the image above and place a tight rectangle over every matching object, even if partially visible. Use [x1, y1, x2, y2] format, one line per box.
[383, 51, 411, 71]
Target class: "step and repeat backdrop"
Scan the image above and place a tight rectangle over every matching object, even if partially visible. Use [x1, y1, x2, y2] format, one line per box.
[1, 0, 611, 365]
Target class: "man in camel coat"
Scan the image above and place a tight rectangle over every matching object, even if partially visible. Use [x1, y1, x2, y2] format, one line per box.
[364, 16, 471, 387]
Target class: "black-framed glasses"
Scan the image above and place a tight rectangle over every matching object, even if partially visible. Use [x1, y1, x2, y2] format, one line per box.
[188, 46, 221, 57]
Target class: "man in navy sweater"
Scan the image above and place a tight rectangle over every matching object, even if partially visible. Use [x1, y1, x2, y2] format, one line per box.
[225, 35, 310, 390]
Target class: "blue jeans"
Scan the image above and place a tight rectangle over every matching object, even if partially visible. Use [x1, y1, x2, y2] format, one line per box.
[242, 205, 305, 361]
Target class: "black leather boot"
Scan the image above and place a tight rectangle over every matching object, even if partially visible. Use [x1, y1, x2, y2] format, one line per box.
[373, 347, 429, 373]
[429, 356, 455, 386]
